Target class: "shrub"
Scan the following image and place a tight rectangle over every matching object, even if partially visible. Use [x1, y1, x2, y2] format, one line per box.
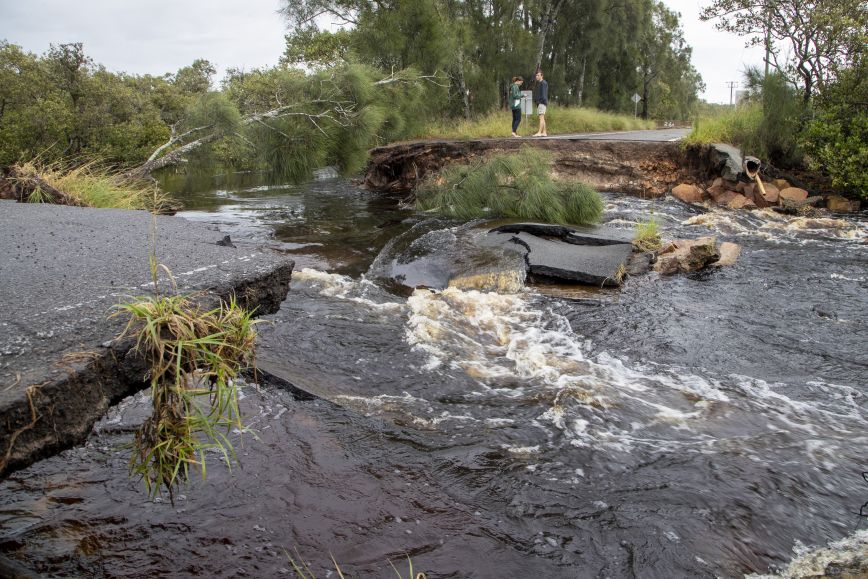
[802, 63, 868, 200]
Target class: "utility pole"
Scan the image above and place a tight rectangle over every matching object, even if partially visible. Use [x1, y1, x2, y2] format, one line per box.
[726, 81, 739, 105]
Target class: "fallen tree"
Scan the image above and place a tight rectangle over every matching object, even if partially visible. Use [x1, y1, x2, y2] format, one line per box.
[127, 66, 440, 179]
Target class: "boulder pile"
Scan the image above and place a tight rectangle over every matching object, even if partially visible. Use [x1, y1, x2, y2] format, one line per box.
[670, 178, 861, 213]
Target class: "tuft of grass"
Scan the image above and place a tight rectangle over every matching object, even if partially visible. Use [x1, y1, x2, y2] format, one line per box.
[113, 294, 258, 500]
[633, 218, 662, 252]
[412, 106, 655, 140]
[12, 159, 173, 212]
[415, 147, 604, 225]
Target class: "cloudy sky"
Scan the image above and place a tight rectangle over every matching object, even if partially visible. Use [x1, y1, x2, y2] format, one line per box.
[1, 0, 764, 104]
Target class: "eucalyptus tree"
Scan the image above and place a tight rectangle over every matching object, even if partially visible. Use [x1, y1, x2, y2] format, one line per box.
[700, 0, 868, 103]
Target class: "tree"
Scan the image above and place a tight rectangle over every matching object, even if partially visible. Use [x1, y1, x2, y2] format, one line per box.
[700, 0, 868, 103]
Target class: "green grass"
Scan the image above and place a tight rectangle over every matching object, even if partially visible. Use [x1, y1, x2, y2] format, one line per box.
[412, 106, 655, 140]
[13, 159, 172, 212]
[683, 104, 764, 150]
[415, 147, 604, 225]
[632, 218, 662, 252]
[113, 294, 258, 500]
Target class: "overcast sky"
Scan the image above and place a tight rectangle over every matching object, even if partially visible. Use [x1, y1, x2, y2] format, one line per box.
[1, 0, 764, 104]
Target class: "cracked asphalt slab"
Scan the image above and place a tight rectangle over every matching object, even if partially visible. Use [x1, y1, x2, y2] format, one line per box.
[0, 201, 293, 474]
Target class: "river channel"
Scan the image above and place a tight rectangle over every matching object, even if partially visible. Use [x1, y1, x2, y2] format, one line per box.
[1, 171, 866, 577]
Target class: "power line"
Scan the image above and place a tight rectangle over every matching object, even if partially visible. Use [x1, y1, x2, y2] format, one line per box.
[726, 81, 739, 105]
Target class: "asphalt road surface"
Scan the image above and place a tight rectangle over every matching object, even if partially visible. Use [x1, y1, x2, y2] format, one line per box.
[534, 127, 690, 142]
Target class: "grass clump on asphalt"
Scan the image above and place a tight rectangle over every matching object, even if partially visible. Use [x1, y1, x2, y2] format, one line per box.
[413, 106, 655, 140]
[11, 159, 173, 212]
[415, 147, 604, 225]
[632, 218, 662, 252]
[114, 294, 258, 500]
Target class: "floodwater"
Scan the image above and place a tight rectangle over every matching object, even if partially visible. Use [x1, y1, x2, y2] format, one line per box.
[1, 171, 866, 578]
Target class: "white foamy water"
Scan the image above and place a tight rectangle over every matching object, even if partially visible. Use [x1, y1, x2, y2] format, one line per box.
[682, 209, 868, 243]
[403, 286, 868, 460]
[292, 268, 405, 313]
[747, 529, 868, 579]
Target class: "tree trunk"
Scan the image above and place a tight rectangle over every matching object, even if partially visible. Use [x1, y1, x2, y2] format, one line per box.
[534, 0, 565, 73]
[456, 46, 471, 120]
[577, 56, 586, 107]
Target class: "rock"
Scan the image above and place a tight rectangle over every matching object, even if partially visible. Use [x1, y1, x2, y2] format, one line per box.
[710, 177, 723, 189]
[728, 195, 757, 210]
[713, 190, 740, 206]
[773, 178, 791, 191]
[780, 187, 809, 202]
[804, 196, 823, 207]
[826, 195, 860, 213]
[710, 143, 743, 182]
[812, 304, 837, 320]
[707, 184, 727, 201]
[654, 236, 720, 275]
[713, 242, 741, 267]
[671, 183, 707, 204]
[625, 251, 654, 276]
[742, 183, 755, 198]
[761, 183, 780, 204]
[216, 235, 236, 248]
[749, 185, 772, 208]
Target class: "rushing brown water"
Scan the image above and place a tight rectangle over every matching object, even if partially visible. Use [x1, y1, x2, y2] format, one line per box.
[1, 172, 866, 577]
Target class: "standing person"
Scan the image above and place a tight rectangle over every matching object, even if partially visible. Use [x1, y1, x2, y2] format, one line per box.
[510, 76, 523, 137]
[533, 70, 548, 137]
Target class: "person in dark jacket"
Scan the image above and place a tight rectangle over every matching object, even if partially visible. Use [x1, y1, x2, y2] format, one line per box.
[533, 70, 548, 137]
[510, 76, 524, 137]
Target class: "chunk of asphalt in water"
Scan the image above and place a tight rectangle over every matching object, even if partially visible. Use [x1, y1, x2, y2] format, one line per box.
[217, 234, 236, 248]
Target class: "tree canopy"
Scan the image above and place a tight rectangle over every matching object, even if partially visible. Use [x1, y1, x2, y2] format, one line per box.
[700, 0, 868, 103]
[0, 41, 429, 178]
[280, 0, 705, 119]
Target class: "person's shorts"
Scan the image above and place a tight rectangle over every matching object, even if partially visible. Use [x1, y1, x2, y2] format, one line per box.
[537, 104, 547, 115]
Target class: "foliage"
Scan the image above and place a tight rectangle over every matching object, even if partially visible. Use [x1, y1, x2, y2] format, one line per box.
[280, 0, 704, 120]
[633, 218, 661, 252]
[12, 159, 171, 211]
[700, 0, 868, 103]
[684, 104, 764, 151]
[685, 70, 805, 166]
[413, 106, 654, 140]
[802, 62, 868, 199]
[415, 147, 603, 225]
[114, 294, 258, 500]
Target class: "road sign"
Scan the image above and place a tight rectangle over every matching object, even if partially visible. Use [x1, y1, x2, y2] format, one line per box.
[631, 93, 641, 103]
[521, 90, 533, 115]
[632, 93, 641, 117]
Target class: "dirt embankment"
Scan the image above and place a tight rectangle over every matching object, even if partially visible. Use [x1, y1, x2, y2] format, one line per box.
[364, 139, 724, 198]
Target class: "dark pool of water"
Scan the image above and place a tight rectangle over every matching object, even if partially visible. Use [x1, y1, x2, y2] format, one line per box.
[1, 174, 866, 578]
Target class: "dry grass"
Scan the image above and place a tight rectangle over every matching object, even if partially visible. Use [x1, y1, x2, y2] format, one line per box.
[12, 159, 172, 212]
